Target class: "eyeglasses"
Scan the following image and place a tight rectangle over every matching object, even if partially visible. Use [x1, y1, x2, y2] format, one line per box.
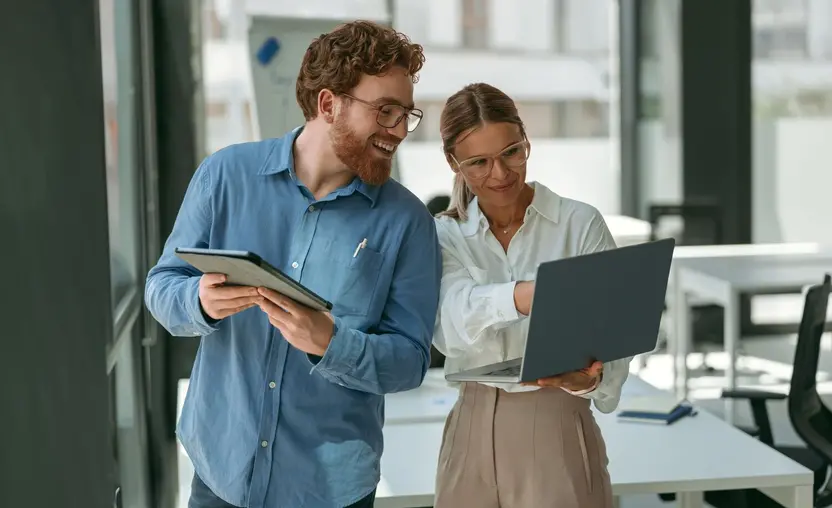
[341, 93, 423, 133]
[449, 139, 531, 180]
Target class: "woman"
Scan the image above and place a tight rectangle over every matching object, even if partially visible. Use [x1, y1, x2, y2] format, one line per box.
[432, 83, 631, 508]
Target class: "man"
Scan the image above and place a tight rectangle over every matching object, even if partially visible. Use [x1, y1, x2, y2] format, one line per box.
[145, 21, 441, 508]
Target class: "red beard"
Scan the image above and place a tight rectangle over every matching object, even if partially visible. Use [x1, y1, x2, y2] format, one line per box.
[330, 116, 393, 187]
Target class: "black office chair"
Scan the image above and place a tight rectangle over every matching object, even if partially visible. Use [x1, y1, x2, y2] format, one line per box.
[716, 274, 832, 507]
[426, 194, 451, 369]
[648, 202, 725, 372]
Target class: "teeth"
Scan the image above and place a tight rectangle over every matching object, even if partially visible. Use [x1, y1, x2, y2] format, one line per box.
[373, 140, 395, 153]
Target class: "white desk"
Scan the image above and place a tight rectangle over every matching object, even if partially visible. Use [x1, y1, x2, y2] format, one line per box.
[604, 214, 652, 247]
[379, 374, 814, 508]
[667, 243, 832, 421]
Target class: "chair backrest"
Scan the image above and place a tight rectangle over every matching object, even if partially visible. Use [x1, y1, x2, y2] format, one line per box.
[648, 201, 723, 246]
[788, 273, 832, 464]
[426, 194, 451, 217]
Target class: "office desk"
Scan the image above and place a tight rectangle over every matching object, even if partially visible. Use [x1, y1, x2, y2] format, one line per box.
[379, 374, 814, 508]
[604, 214, 652, 247]
[666, 243, 832, 421]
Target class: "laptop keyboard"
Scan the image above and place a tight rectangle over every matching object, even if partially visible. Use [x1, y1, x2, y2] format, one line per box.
[488, 364, 521, 377]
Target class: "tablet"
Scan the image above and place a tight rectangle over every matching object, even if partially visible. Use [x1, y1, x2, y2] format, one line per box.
[174, 247, 333, 312]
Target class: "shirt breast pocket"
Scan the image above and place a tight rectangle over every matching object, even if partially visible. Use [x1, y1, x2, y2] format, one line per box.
[331, 245, 384, 317]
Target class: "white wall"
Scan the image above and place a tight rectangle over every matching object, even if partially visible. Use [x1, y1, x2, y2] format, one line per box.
[426, 0, 461, 47]
[489, 0, 552, 52]
[806, 0, 832, 59]
[638, 120, 684, 209]
[397, 137, 619, 213]
[564, 0, 611, 53]
[392, 0, 429, 46]
[754, 117, 832, 245]
[245, 0, 388, 19]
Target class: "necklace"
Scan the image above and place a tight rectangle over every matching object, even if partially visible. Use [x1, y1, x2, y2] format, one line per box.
[490, 214, 522, 235]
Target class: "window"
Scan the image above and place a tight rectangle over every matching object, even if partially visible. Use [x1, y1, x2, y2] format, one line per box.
[461, 0, 489, 49]
[754, 27, 808, 59]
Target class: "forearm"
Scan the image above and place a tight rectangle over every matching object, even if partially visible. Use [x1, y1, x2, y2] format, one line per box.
[310, 317, 429, 395]
[437, 278, 524, 357]
[145, 267, 218, 337]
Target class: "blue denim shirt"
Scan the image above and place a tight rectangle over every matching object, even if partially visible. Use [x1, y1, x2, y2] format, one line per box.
[145, 127, 442, 508]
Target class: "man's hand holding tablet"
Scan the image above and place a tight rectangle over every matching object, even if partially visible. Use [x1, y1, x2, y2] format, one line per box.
[198, 273, 263, 321]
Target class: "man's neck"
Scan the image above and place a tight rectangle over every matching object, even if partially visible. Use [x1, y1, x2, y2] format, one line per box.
[293, 123, 355, 200]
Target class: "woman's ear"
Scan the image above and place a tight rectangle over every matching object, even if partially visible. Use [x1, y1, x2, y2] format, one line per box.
[444, 153, 459, 173]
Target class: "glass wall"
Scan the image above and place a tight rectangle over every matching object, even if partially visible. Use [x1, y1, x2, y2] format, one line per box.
[751, 0, 832, 324]
[636, 0, 683, 225]
[197, 0, 621, 213]
[97, 0, 152, 505]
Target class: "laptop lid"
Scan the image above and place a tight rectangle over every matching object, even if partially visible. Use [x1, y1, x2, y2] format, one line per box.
[518, 238, 675, 382]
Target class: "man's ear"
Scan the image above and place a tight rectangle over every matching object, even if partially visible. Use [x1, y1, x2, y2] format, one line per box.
[317, 89, 337, 124]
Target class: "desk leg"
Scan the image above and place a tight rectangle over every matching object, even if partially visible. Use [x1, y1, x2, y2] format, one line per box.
[791, 485, 814, 508]
[670, 270, 690, 400]
[676, 491, 704, 508]
[724, 290, 740, 425]
[759, 484, 814, 507]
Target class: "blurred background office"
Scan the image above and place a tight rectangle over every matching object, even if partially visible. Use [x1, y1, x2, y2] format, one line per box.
[2, 1, 831, 507]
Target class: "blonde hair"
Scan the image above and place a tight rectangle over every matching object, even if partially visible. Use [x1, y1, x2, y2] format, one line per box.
[439, 83, 525, 221]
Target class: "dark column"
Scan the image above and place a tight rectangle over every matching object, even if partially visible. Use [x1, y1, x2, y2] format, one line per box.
[0, 1, 115, 506]
[680, 0, 753, 244]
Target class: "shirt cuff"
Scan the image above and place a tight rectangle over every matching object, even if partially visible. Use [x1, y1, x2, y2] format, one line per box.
[495, 281, 521, 321]
[561, 375, 601, 396]
[309, 317, 357, 375]
[186, 276, 220, 335]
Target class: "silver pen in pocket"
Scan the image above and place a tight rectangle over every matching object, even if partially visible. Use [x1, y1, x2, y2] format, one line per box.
[353, 238, 368, 258]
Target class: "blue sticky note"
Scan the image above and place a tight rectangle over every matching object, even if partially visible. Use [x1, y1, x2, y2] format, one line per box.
[256, 37, 280, 66]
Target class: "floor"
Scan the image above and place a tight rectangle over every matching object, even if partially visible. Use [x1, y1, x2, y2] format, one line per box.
[175, 331, 832, 508]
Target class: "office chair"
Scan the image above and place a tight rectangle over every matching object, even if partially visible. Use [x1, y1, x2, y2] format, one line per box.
[716, 274, 832, 507]
[426, 194, 451, 369]
[648, 202, 725, 372]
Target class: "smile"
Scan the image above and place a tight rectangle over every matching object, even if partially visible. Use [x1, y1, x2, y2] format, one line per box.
[372, 139, 396, 155]
[492, 181, 516, 192]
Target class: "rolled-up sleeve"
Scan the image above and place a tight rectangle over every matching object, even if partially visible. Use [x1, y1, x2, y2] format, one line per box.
[569, 210, 633, 413]
[145, 159, 220, 338]
[432, 221, 525, 359]
[310, 211, 442, 395]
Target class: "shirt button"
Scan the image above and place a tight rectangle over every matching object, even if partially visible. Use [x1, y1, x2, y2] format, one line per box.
[291, 262, 299, 269]
[261, 440, 268, 448]
[268, 381, 276, 389]
[308, 205, 315, 212]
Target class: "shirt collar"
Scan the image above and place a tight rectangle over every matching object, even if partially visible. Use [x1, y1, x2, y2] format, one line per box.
[257, 125, 380, 207]
[459, 181, 561, 237]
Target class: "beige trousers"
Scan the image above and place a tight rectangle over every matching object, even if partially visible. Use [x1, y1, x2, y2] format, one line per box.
[434, 382, 613, 508]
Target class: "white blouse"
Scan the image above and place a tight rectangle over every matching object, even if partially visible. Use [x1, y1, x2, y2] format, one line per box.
[433, 182, 631, 413]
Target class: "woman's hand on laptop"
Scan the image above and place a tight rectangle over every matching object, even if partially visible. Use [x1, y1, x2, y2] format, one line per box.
[522, 360, 603, 392]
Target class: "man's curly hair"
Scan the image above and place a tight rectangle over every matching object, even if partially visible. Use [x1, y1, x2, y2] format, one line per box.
[295, 20, 425, 121]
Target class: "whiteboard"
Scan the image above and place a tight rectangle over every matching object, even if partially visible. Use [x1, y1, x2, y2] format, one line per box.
[247, 15, 402, 181]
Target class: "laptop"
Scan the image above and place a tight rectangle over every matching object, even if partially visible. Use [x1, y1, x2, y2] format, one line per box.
[445, 238, 675, 384]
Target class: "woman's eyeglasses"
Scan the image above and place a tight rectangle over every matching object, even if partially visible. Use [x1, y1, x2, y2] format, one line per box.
[341, 93, 424, 133]
[450, 139, 531, 180]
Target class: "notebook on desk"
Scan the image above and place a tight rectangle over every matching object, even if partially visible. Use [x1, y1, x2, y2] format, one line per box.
[616, 395, 696, 425]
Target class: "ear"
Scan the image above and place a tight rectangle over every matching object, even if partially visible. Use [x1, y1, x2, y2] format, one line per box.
[317, 89, 337, 124]
[444, 153, 460, 173]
